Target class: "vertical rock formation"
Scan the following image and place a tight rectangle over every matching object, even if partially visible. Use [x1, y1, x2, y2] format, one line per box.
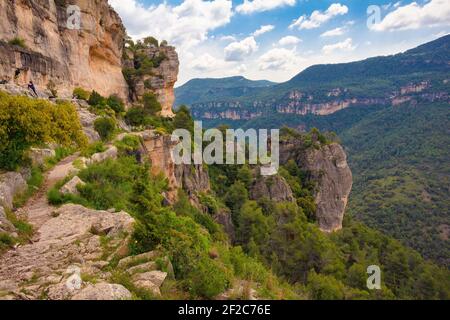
[280, 140, 353, 232]
[137, 131, 210, 203]
[124, 44, 179, 117]
[0, 0, 128, 99]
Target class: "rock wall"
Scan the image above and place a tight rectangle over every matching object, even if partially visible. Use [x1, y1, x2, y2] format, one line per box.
[0, 0, 128, 100]
[124, 45, 179, 117]
[137, 131, 210, 203]
[280, 140, 353, 232]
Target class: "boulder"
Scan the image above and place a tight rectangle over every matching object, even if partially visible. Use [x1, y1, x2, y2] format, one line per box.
[127, 261, 157, 275]
[0, 206, 16, 234]
[117, 251, 160, 269]
[90, 146, 118, 164]
[132, 271, 167, 296]
[76, 106, 101, 143]
[71, 283, 132, 300]
[0, 172, 28, 210]
[29, 148, 55, 166]
[59, 176, 86, 196]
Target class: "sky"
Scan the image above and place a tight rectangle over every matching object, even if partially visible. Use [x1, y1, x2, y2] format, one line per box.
[108, 0, 450, 86]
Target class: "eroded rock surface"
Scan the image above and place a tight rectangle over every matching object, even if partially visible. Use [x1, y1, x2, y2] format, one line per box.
[0, 204, 134, 300]
[250, 175, 295, 203]
[0, 0, 128, 100]
[280, 140, 352, 232]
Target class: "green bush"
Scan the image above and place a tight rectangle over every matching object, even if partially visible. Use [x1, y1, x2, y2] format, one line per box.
[80, 141, 106, 157]
[94, 117, 116, 141]
[0, 91, 87, 170]
[115, 135, 142, 154]
[142, 92, 162, 116]
[88, 90, 107, 107]
[125, 107, 148, 127]
[186, 257, 231, 298]
[73, 87, 90, 100]
[107, 95, 125, 114]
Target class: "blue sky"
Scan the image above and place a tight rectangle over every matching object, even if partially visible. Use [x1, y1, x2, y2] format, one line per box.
[109, 0, 450, 86]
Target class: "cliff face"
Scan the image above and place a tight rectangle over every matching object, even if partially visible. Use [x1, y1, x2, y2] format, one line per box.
[280, 140, 353, 232]
[137, 131, 210, 204]
[0, 0, 128, 99]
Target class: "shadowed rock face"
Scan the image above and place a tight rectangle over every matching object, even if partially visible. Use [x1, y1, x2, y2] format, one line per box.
[0, 0, 128, 99]
[280, 141, 353, 232]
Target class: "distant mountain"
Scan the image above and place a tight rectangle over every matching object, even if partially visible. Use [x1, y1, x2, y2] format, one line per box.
[175, 76, 276, 107]
[180, 35, 449, 124]
[173, 35, 450, 267]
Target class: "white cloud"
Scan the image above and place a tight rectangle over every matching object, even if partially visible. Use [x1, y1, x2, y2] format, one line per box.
[224, 36, 259, 61]
[320, 27, 346, 37]
[109, 0, 233, 51]
[278, 36, 302, 47]
[370, 0, 450, 31]
[258, 48, 303, 71]
[220, 35, 237, 42]
[252, 25, 275, 37]
[322, 38, 356, 54]
[236, 0, 296, 14]
[290, 3, 348, 30]
[191, 53, 227, 72]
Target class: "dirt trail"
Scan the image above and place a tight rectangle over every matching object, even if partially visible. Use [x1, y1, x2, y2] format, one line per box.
[21, 154, 79, 230]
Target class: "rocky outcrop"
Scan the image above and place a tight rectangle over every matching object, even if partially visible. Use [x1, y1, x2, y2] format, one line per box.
[138, 131, 210, 203]
[59, 176, 85, 196]
[280, 141, 352, 232]
[0, 0, 128, 100]
[75, 102, 101, 142]
[71, 283, 131, 301]
[250, 175, 295, 203]
[28, 148, 55, 167]
[0, 206, 16, 235]
[116, 250, 173, 297]
[124, 45, 179, 117]
[214, 209, 235, 242]
[0, 171, 28, 210]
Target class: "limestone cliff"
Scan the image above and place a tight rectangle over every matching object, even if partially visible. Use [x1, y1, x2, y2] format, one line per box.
[0, 0, 128, 99]
[123, 44, 179, 117]
[280, 139, 353, 232]
[136, 131, 210, 204]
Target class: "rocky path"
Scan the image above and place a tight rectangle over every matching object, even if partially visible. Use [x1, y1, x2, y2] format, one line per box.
[0, 151, 169, 300]
[21, 154, 79, 230]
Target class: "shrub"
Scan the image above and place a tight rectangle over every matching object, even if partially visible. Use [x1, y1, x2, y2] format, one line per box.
[0, 91, 87, 170]
[88, 90, 107, 106]
[94, 117, 116, 141]
[107, 95, 125, 114]
[81, 141, 106, 157]
[8, 37, 26, 48]
[73, 87, 90, 100]
[125, 107, 148, 126]
[142, 92, 162, 116]
[115, 135, 142, 154]
[186, 257, 231, 298]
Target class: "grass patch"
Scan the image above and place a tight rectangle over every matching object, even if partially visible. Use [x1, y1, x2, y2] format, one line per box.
[81, 141, 106, 158]
[8, 37, 26, 48]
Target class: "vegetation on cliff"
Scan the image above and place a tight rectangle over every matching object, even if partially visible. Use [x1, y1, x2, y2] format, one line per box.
[0, 91, 87, 170]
